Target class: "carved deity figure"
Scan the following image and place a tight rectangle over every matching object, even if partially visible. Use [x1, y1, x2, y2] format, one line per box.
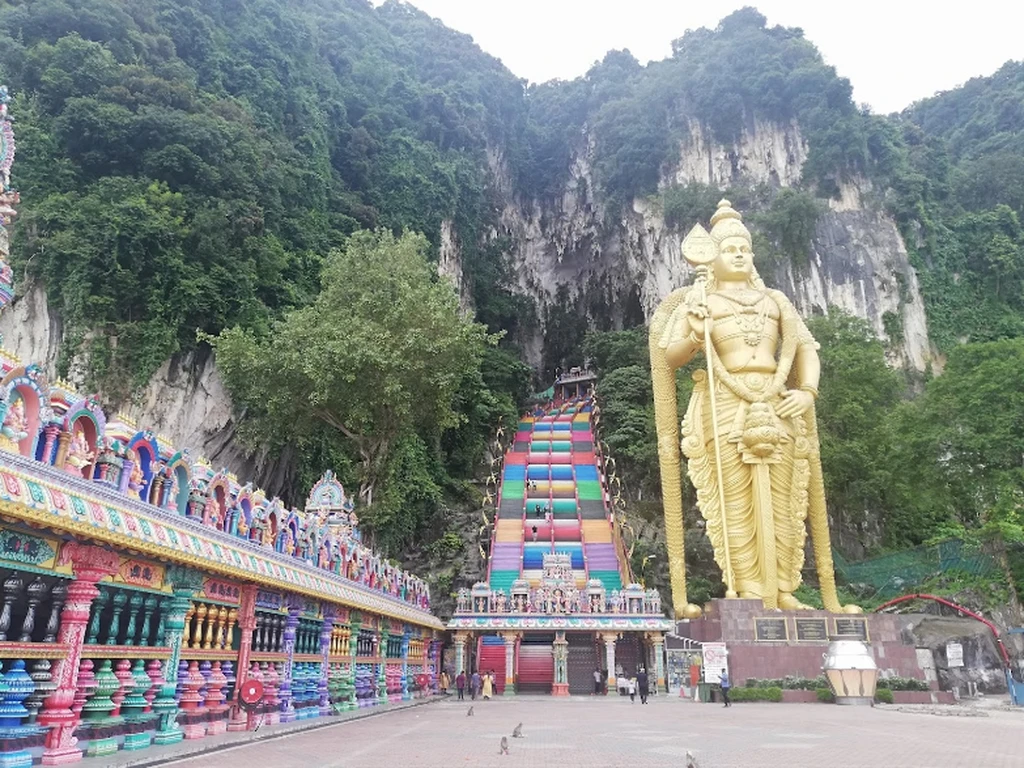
[651, 200, 859, 617]
[126, 451, 145, 492]
[0, 396, 28, 451]
[65, 428, 94, 476]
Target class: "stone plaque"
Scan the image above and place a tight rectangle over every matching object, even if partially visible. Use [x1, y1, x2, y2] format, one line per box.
[794, 618, 828, 642]
[754, 617, 789, 642]
[832, 617, 869, 641]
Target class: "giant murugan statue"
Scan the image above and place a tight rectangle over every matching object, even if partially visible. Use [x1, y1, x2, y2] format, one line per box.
[650, 200, 859, 618]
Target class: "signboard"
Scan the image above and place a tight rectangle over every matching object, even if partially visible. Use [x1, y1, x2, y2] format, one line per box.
[832, 617, 869, 641]
[947, 642, 964, 668]
[754, 617, 789, 642]
[702, 642, 728, 683]
[794, 618, 829, 642]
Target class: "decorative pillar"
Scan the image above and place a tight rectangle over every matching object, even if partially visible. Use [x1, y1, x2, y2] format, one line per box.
[429, 638, 442, 695]
[41, 424, 60, 466]
[278, 596, 301, 722]
[501, 632, 518, 696]
[649, 632, 666, 692]
[38, 542, 119, 766]
[453, 631, 470, 678]
[227, 584, 258, 732]
[400, 628, 411, 701]
[346, 614, 360, 711]
[376, 626, 388, 704]
[552, 631, 569, 696]
[318, 609, 334, 716]
[152, 565, 204, 746]
[602, 633, 617, 691]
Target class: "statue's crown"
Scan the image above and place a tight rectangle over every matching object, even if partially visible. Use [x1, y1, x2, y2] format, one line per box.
[709, 199, 751, 246]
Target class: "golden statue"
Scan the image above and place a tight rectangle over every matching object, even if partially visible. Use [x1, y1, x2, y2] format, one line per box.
[650, 200, 859, 618]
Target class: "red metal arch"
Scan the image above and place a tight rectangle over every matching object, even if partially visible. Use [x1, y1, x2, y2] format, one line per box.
[874, 592, 1011, 666]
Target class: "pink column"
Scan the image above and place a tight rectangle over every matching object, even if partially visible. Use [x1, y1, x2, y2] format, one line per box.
[227, 585, 258, 732]
[38, 542, 119, 765]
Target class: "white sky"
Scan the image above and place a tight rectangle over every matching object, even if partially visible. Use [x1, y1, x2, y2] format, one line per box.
[389, 0, 1024, 114]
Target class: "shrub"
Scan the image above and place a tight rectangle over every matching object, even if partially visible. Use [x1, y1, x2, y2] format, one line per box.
[816, 687, 835, 703]
[745, 675, 827, 690]
[876, 676, 930, 691]
[729, 686, 782, 702]
[874, 688, 894, 704]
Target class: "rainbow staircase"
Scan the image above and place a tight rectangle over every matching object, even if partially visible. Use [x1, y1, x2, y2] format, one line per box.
[488, 396, 627, 595]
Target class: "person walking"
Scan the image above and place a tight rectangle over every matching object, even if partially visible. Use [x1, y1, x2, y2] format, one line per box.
[471, 670, 482, 701]
[592, 667, 603, 696]
[628, 676, 636, 703]
[719, 670, 731, 707]
[482, 670, 494, 700]
[455, 671, 466, 701]
[637, 667, 650, 704]
[440, 670, 450, 695]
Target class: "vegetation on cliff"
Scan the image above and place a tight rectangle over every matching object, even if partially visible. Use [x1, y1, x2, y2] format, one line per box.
[1, 1, 1022, 595]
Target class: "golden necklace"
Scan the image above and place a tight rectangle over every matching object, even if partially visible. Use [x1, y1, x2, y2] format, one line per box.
[719, 291, 769, 346]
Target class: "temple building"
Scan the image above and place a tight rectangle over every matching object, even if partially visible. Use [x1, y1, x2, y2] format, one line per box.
[447, 382, 673, 695]
[0, 86, 441, 767]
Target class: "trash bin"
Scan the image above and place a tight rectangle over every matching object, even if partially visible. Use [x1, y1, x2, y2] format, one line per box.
[698, 682, 713, 703]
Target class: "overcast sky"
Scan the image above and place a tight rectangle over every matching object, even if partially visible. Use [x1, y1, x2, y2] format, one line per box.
[389, 0, 1024, 114]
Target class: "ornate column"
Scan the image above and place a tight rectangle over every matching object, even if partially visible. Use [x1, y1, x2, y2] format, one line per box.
[501, 632, 518, 696]
[650, 632, 666, 692]
[318, 608, 334, 716]
[38, 542, 119, 765]
[400, 628, 411, 701]
[429, 637, 442, 695]
[278, 597, 301, 722]
[227, 584, 258, 731]
[552, 631, 569, 696]
[376, 625, 388, 704]
[346, 614, 360, 711]
[152, 565, 204, 746]
[602, 633, 617, 692]
[453, 631, 471, 678]
[40, 424, 60, 466]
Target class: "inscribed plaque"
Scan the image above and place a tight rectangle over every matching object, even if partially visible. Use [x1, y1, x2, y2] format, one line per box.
[754, 617, 789, 642]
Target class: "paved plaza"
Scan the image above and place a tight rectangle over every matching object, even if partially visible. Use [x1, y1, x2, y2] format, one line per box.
[130, 696, 1024, 768]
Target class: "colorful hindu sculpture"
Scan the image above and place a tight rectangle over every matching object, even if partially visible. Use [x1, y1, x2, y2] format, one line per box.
[650, 200, 858, 617]
[64, 427, 95, 476]
[0, 86, 441, 768]
[0, 394, 28, 449]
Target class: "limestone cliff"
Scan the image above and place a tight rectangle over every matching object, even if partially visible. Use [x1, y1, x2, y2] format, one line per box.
[485, 120, 933, 371]
[0, 283, 298, 500]
[0, 119, 936, 500]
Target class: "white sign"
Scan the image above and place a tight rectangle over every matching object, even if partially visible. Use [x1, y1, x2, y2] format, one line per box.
[947, 642, 964, 668]
[702, 642, 728, 683]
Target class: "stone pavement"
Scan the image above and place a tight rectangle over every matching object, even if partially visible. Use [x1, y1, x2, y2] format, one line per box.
[92, 695, 1024, 768]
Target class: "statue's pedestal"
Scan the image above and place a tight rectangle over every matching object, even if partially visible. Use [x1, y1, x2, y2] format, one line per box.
[679, 599, 928, 686]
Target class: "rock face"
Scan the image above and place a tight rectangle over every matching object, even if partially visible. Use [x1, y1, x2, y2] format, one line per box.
[0, 283, 298, 501]
[1, 118, 936, 498]
[899, 614, 1013, 694]
[485, 119, 933, 371]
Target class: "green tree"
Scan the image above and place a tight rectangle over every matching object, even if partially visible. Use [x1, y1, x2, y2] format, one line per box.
[806, 311, 905, 553]
[208, 229, 492, 507]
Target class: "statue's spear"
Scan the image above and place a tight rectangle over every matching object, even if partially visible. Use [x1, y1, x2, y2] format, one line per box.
[682, 225, 737, 598]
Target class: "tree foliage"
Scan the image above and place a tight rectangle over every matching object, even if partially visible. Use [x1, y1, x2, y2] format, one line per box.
[207, 230, 495, 552]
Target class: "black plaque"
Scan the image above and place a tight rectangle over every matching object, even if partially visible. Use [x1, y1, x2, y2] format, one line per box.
[832, 617, 869, 641]
[794, 618, 828, 642]
[754, 617, 789, 642]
